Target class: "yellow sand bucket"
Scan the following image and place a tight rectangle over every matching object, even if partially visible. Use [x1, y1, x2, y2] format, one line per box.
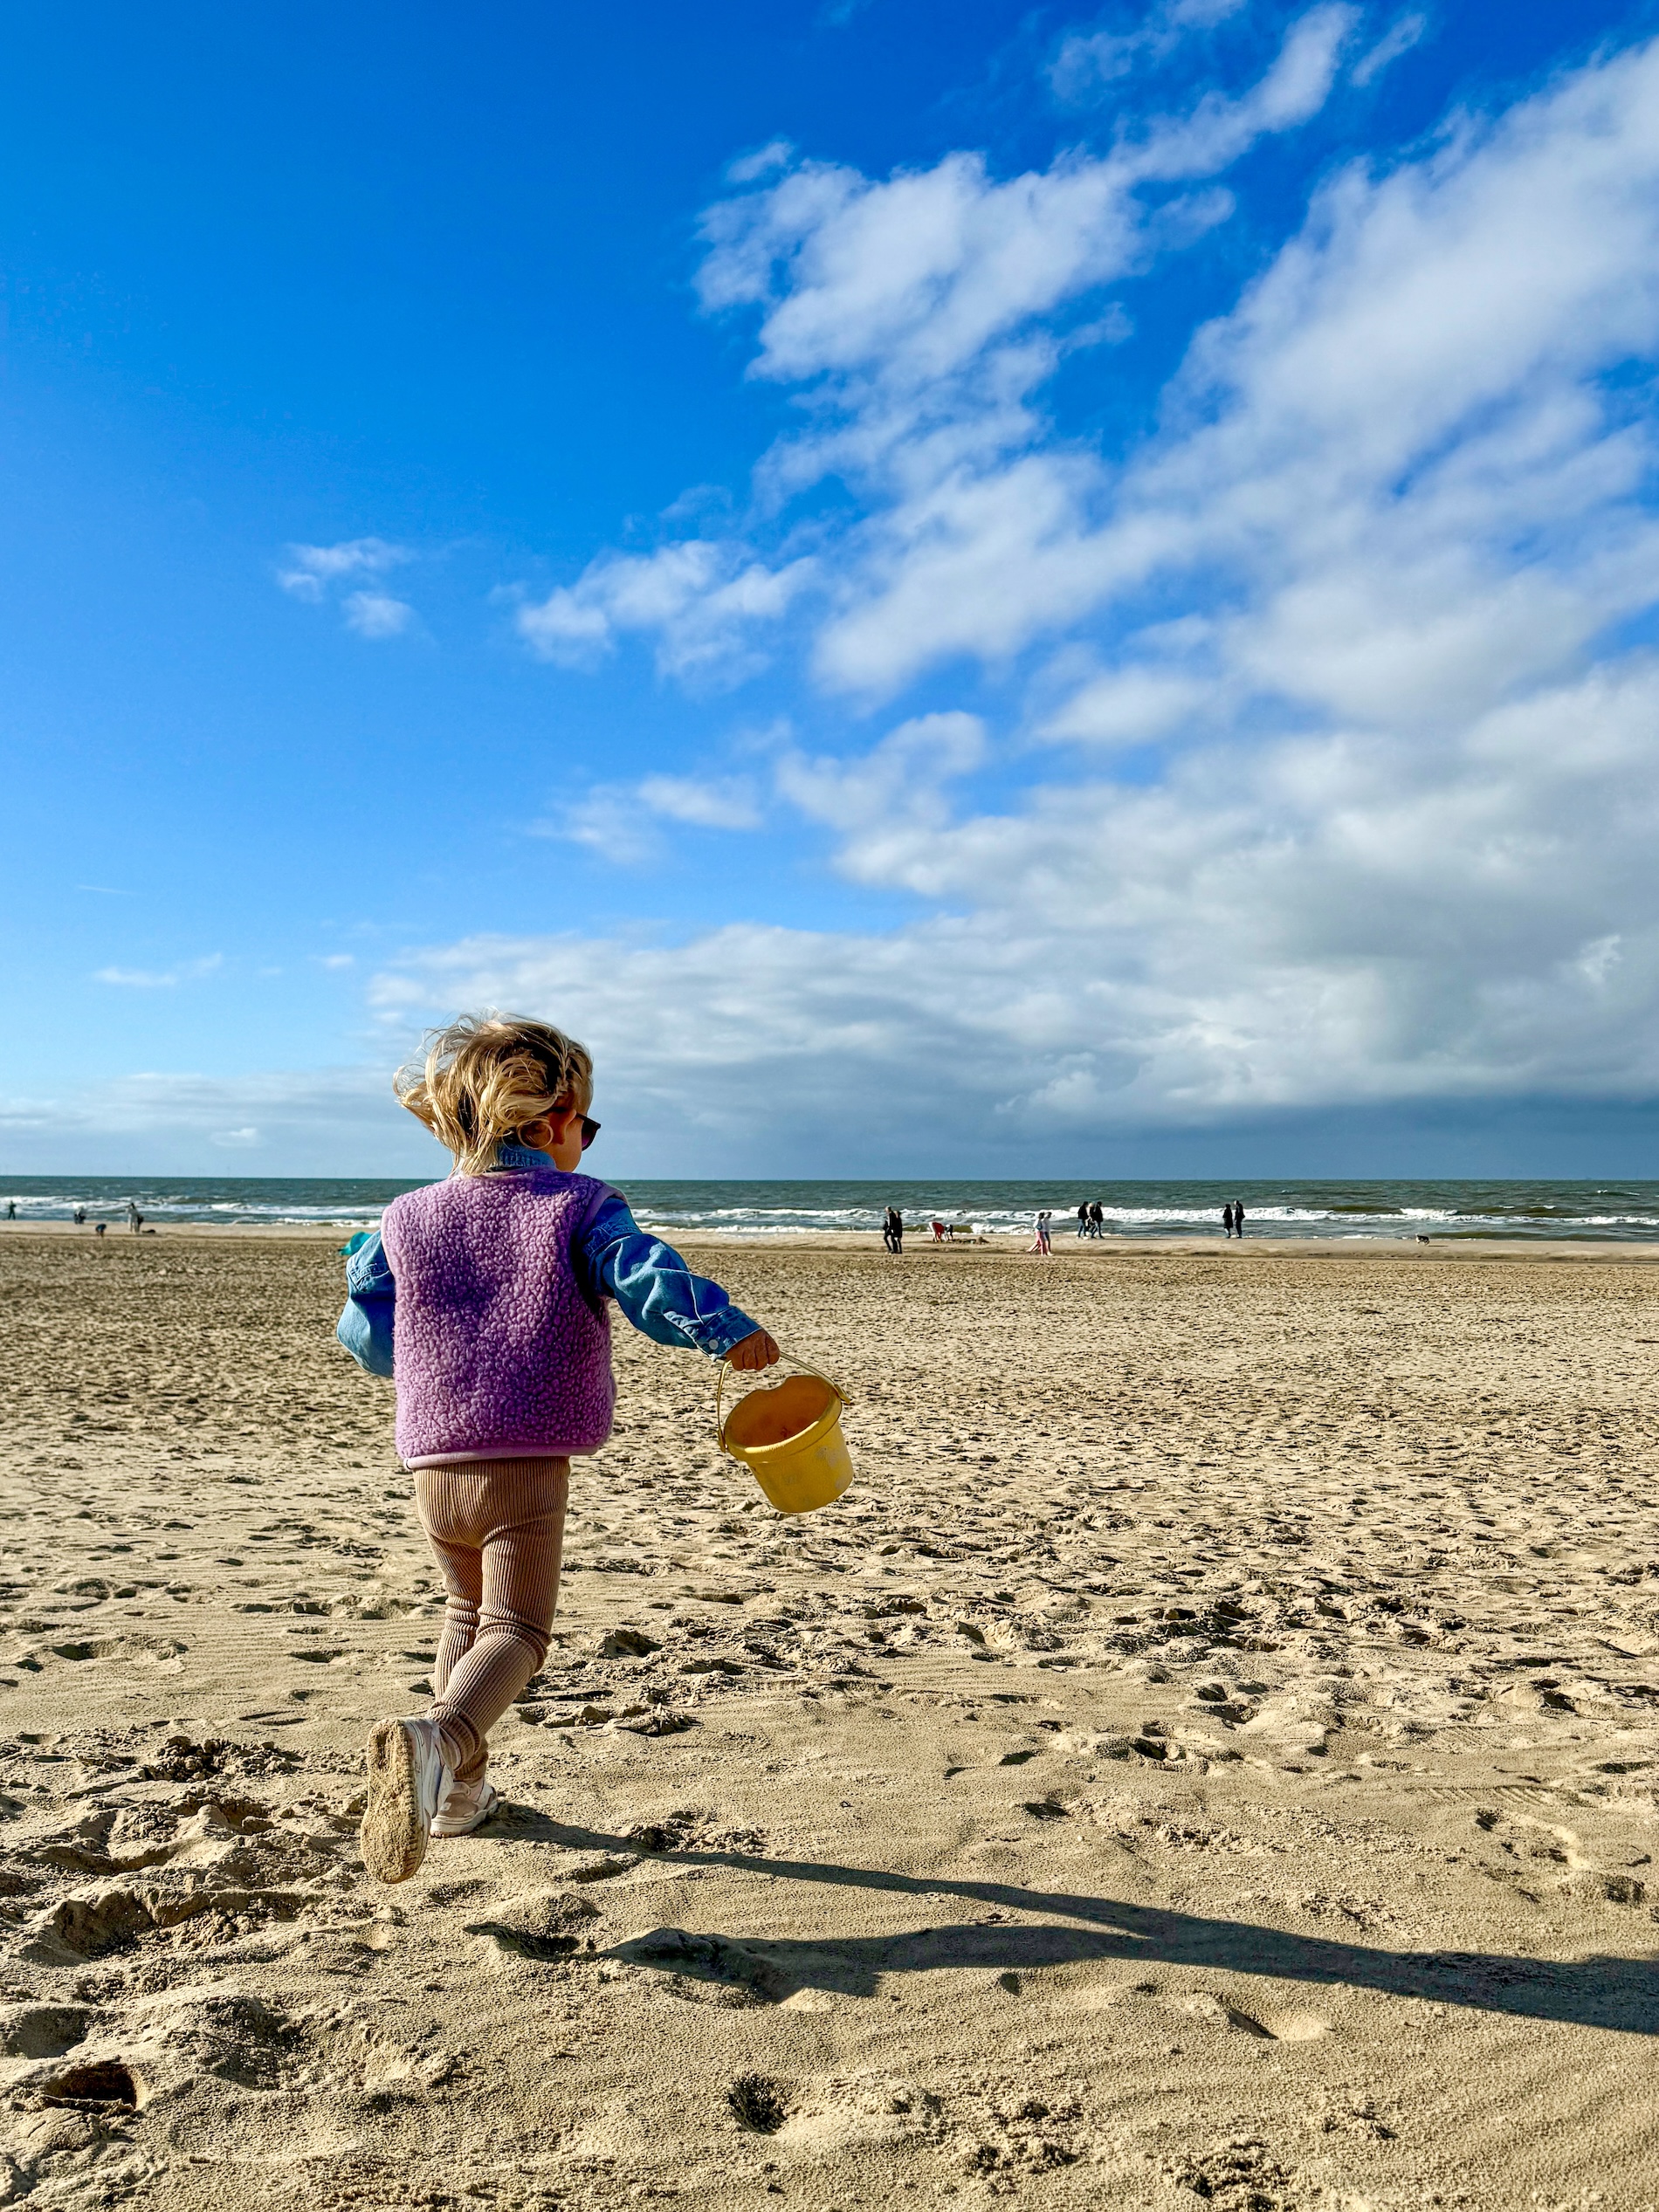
[716, 1361, 854, 1515]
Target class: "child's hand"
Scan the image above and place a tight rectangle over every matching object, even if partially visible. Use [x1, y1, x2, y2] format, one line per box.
[726, 1329, 781, 1370]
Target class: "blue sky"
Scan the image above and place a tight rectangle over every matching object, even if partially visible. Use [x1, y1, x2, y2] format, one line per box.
[4, 0, 1659, 1177]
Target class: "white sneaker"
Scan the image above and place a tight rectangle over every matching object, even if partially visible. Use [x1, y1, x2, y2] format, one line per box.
[361, 1715, 449, 1884]
[431, 1776, 498, 1838]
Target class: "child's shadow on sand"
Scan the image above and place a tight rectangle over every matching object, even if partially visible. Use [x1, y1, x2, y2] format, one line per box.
[498, 1810, 1656, 2035]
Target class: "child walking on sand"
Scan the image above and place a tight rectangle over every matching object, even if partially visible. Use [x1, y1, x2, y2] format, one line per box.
[337, 1013, 780, 1884]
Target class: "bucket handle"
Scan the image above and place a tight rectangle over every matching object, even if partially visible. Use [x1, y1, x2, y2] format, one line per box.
[715, 1355, 850, 1458]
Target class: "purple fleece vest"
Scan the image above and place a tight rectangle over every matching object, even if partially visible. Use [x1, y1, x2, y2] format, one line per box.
[380, 1167, 616, 1466]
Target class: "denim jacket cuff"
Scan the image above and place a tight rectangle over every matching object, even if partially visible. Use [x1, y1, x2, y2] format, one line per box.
[688, 1306, 763, 1359]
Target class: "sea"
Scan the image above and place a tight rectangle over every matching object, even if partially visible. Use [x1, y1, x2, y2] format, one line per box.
[6, 1176, 1659, 1242]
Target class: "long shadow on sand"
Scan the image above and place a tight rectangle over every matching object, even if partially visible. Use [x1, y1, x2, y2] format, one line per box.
[493, 1810, 1656, 2033]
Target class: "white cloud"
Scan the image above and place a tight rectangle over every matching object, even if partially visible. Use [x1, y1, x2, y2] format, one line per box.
[277, 537, 408, 601]
[1351, 11, 1426, 89]
[798, 33, 1659, 697]
[516, 541, 816, 679]
[1051, 0, 1249, 101]
[698, 150, 1134, 389]
[549, 789, 664, 867]
[1124, 6, 1355, 180]
[211, 1126, 261, 1147]
[727, 139, 794, 185]
[1169, 0, 1246, 24]
[551, 721, 981, 873]
[549, 771, 766, 865]
[342, 589, 416, 639]
[696, 10, 1346, 402]
[279, 538, 416, 638]
[774, 712, 986, 855]
[1040, 666, 1214, 746]
[636, 775, 764, 831]
[523, 10, 1353, 695]
[94, 955, 222, 989]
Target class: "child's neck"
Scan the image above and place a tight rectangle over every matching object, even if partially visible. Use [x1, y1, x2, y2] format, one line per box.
[496, 1140, 556, 1168]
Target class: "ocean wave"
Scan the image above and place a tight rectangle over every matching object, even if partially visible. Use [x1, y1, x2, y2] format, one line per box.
[7, 1178, 1659, 1240]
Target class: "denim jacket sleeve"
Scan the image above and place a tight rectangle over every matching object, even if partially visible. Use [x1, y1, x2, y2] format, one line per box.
[577, 1194, 761, 1359]
[337, 1229, 396, 1378]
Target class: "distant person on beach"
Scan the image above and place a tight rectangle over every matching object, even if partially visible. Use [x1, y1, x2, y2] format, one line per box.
[882, 1206, 904, 1254]
[3, 1201, 12, 1219]
[1076, 1203, 1089, 1239]
[1029, 1208, 1053, 1255]
[127, 1204, 144, 1236]
[1089, 1199, 1104, 1238]
[1231, 1200, 1246, 1238]
[336, 1012, 781, 1885]
[931, 1219, 950, 1243]
[1222, 1202, 1234, 1238]
[94, 1221, 107, 1239]
[73, 1206, 86, 1226]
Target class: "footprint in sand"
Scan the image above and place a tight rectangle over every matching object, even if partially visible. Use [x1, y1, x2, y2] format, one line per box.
[726, 2072, 790, 2133]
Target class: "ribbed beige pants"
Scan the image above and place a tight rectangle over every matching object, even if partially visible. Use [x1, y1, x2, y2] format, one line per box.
[412, 1457, 568, 1786]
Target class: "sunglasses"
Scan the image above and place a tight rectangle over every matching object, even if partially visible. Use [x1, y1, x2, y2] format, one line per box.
[578, 1115, 601, 1150]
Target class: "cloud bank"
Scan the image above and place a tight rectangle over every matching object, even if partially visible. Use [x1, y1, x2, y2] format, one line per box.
[44, 24, 1659, 1175]
[0, 1067, 423, 1177]
[437, 31, 1659, 1164]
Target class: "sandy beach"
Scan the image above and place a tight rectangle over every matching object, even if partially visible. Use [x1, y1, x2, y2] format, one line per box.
[0, 1226, 1654, 2211]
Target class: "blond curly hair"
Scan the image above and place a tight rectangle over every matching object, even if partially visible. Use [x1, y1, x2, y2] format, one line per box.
[394, 1012, 594, 1176]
